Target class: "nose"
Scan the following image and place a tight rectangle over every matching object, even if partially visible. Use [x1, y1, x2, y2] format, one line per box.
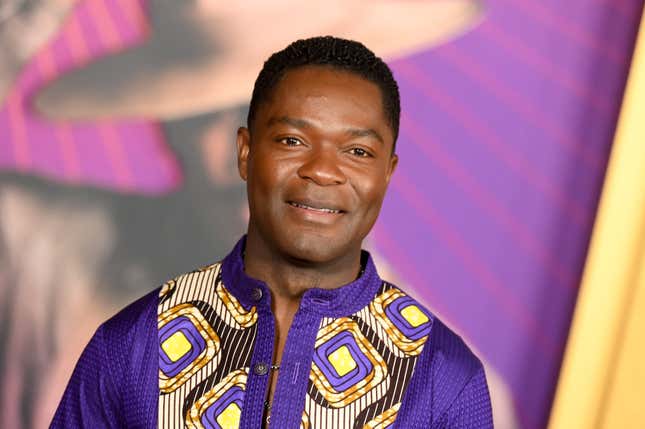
[297, 148, 347, 186]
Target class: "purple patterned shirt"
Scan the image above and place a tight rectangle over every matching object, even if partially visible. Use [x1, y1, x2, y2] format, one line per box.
[52, 237, 492, 428]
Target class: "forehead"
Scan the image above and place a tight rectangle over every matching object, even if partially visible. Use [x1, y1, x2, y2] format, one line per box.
[255, 66, 392, 140]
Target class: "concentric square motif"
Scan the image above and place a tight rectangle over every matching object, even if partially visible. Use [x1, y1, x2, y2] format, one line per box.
[370, 288, 432, 356]
[186, 369, 247, 429]
[364, 403, 400, 428]
[310, 317, 387, 407]
[159, 303, 220, 393]
[217, 283, 257, 328]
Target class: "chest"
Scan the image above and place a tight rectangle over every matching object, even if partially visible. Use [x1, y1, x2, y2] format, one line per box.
[156, 267, 431, 428]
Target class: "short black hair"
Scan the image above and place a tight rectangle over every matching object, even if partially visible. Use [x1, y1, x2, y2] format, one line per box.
[247, 36, 401, 150]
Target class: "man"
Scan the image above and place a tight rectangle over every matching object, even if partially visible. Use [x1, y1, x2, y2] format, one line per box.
[52, 36, 493, 428]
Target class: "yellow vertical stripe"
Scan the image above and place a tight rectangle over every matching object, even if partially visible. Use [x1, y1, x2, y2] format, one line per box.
[548, 9, 645, 429]
[601, 254, 645, 427]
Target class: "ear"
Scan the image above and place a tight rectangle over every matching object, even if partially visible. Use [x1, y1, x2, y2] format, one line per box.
[385, 153, 398, 184]
[236, 127, 251, 181]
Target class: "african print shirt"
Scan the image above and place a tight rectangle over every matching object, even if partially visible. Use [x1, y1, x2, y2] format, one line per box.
[52, 236, 493, 428]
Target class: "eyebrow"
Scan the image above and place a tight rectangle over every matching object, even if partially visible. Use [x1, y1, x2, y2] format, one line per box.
[267, 116, 384, 144]
[345, 128, 384, 144]
[267, 116, 311, 129]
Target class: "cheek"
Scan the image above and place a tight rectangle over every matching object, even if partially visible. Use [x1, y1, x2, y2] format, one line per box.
[250, 161, 289, 202]
[249, 155, 275, 186]
[356, 176, 388, 208]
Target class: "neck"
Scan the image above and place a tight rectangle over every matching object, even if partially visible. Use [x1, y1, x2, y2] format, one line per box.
[242, 232, 362, 304]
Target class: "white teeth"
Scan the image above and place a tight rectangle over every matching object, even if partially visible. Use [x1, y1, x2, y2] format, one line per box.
[290, 202, 340, 214]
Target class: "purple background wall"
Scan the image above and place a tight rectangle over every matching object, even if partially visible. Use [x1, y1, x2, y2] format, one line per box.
[376, 1, 643, 427]
[0, 1, 643, 428]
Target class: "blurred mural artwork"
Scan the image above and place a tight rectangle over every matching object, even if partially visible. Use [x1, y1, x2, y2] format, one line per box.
[0, 0, 642, 428]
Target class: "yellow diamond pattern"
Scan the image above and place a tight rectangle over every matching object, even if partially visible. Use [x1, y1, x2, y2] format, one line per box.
[161, 331, 193, 362]
[328, 345, 357, 377]
[216, 402, 241, 428]
[401, 305, 429, 328]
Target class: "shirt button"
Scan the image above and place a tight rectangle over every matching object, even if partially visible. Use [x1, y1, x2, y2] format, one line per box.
[254, 362, 269, 376]
[251, 287, 263, 302]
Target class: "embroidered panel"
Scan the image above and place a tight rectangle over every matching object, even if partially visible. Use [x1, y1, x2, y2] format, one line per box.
[158, 263, 258, 429]
[304, 283, 432, 428]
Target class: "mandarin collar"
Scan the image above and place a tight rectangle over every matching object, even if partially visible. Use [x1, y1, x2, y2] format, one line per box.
[221, 236, 382, 317]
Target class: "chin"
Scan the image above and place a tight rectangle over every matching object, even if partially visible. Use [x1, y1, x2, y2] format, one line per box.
[283, 231, 349, 265]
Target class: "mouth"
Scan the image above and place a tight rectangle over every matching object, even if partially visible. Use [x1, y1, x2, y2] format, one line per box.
[288, 201, 344, 214]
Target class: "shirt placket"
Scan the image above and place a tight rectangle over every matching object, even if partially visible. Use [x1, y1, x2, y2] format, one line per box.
[239, 285, 276, 428]
[267, 307, 322, 429]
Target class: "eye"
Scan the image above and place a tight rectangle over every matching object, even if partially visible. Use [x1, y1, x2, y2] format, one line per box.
[348, 147, 372, 158]
[279, 137, 303, 146]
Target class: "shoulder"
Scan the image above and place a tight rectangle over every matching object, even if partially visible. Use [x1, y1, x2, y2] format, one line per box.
[92, 260, 223, 427]
[97, 287, 160, 406]
[157, 261, 224, 306]
[427, 317, 483, 382]
[381, 284, 490, 426]
[374, 282, 481, 378]
[101, 287, 160, 347]
[101, 260, 223, 343]
[363, 282, 435, 359]
[423, 319, 492, 427]
[51, 288, 161, 428]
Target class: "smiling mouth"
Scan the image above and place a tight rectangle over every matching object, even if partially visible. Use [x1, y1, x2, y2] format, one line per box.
[288, 201, 344, 214]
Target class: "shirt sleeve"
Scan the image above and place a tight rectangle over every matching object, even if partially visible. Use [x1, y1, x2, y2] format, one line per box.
[50, 324, 122, 428]
[433, 365, 493, 429]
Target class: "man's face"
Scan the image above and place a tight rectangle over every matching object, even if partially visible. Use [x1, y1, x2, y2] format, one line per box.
[237, 65, 398, 265]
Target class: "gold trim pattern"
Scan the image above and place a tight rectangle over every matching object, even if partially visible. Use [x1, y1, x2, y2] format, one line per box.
[217, 282, 257, 328]
[159, 279, 176, 298]
[300, 410, 310, 429]
[363, 403, 400, 428]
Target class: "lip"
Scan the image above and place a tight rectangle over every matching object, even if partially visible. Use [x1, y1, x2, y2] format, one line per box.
[286, 199, 346, 215]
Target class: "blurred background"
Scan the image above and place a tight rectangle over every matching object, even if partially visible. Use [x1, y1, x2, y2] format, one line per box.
[0, 1, 643, 428]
